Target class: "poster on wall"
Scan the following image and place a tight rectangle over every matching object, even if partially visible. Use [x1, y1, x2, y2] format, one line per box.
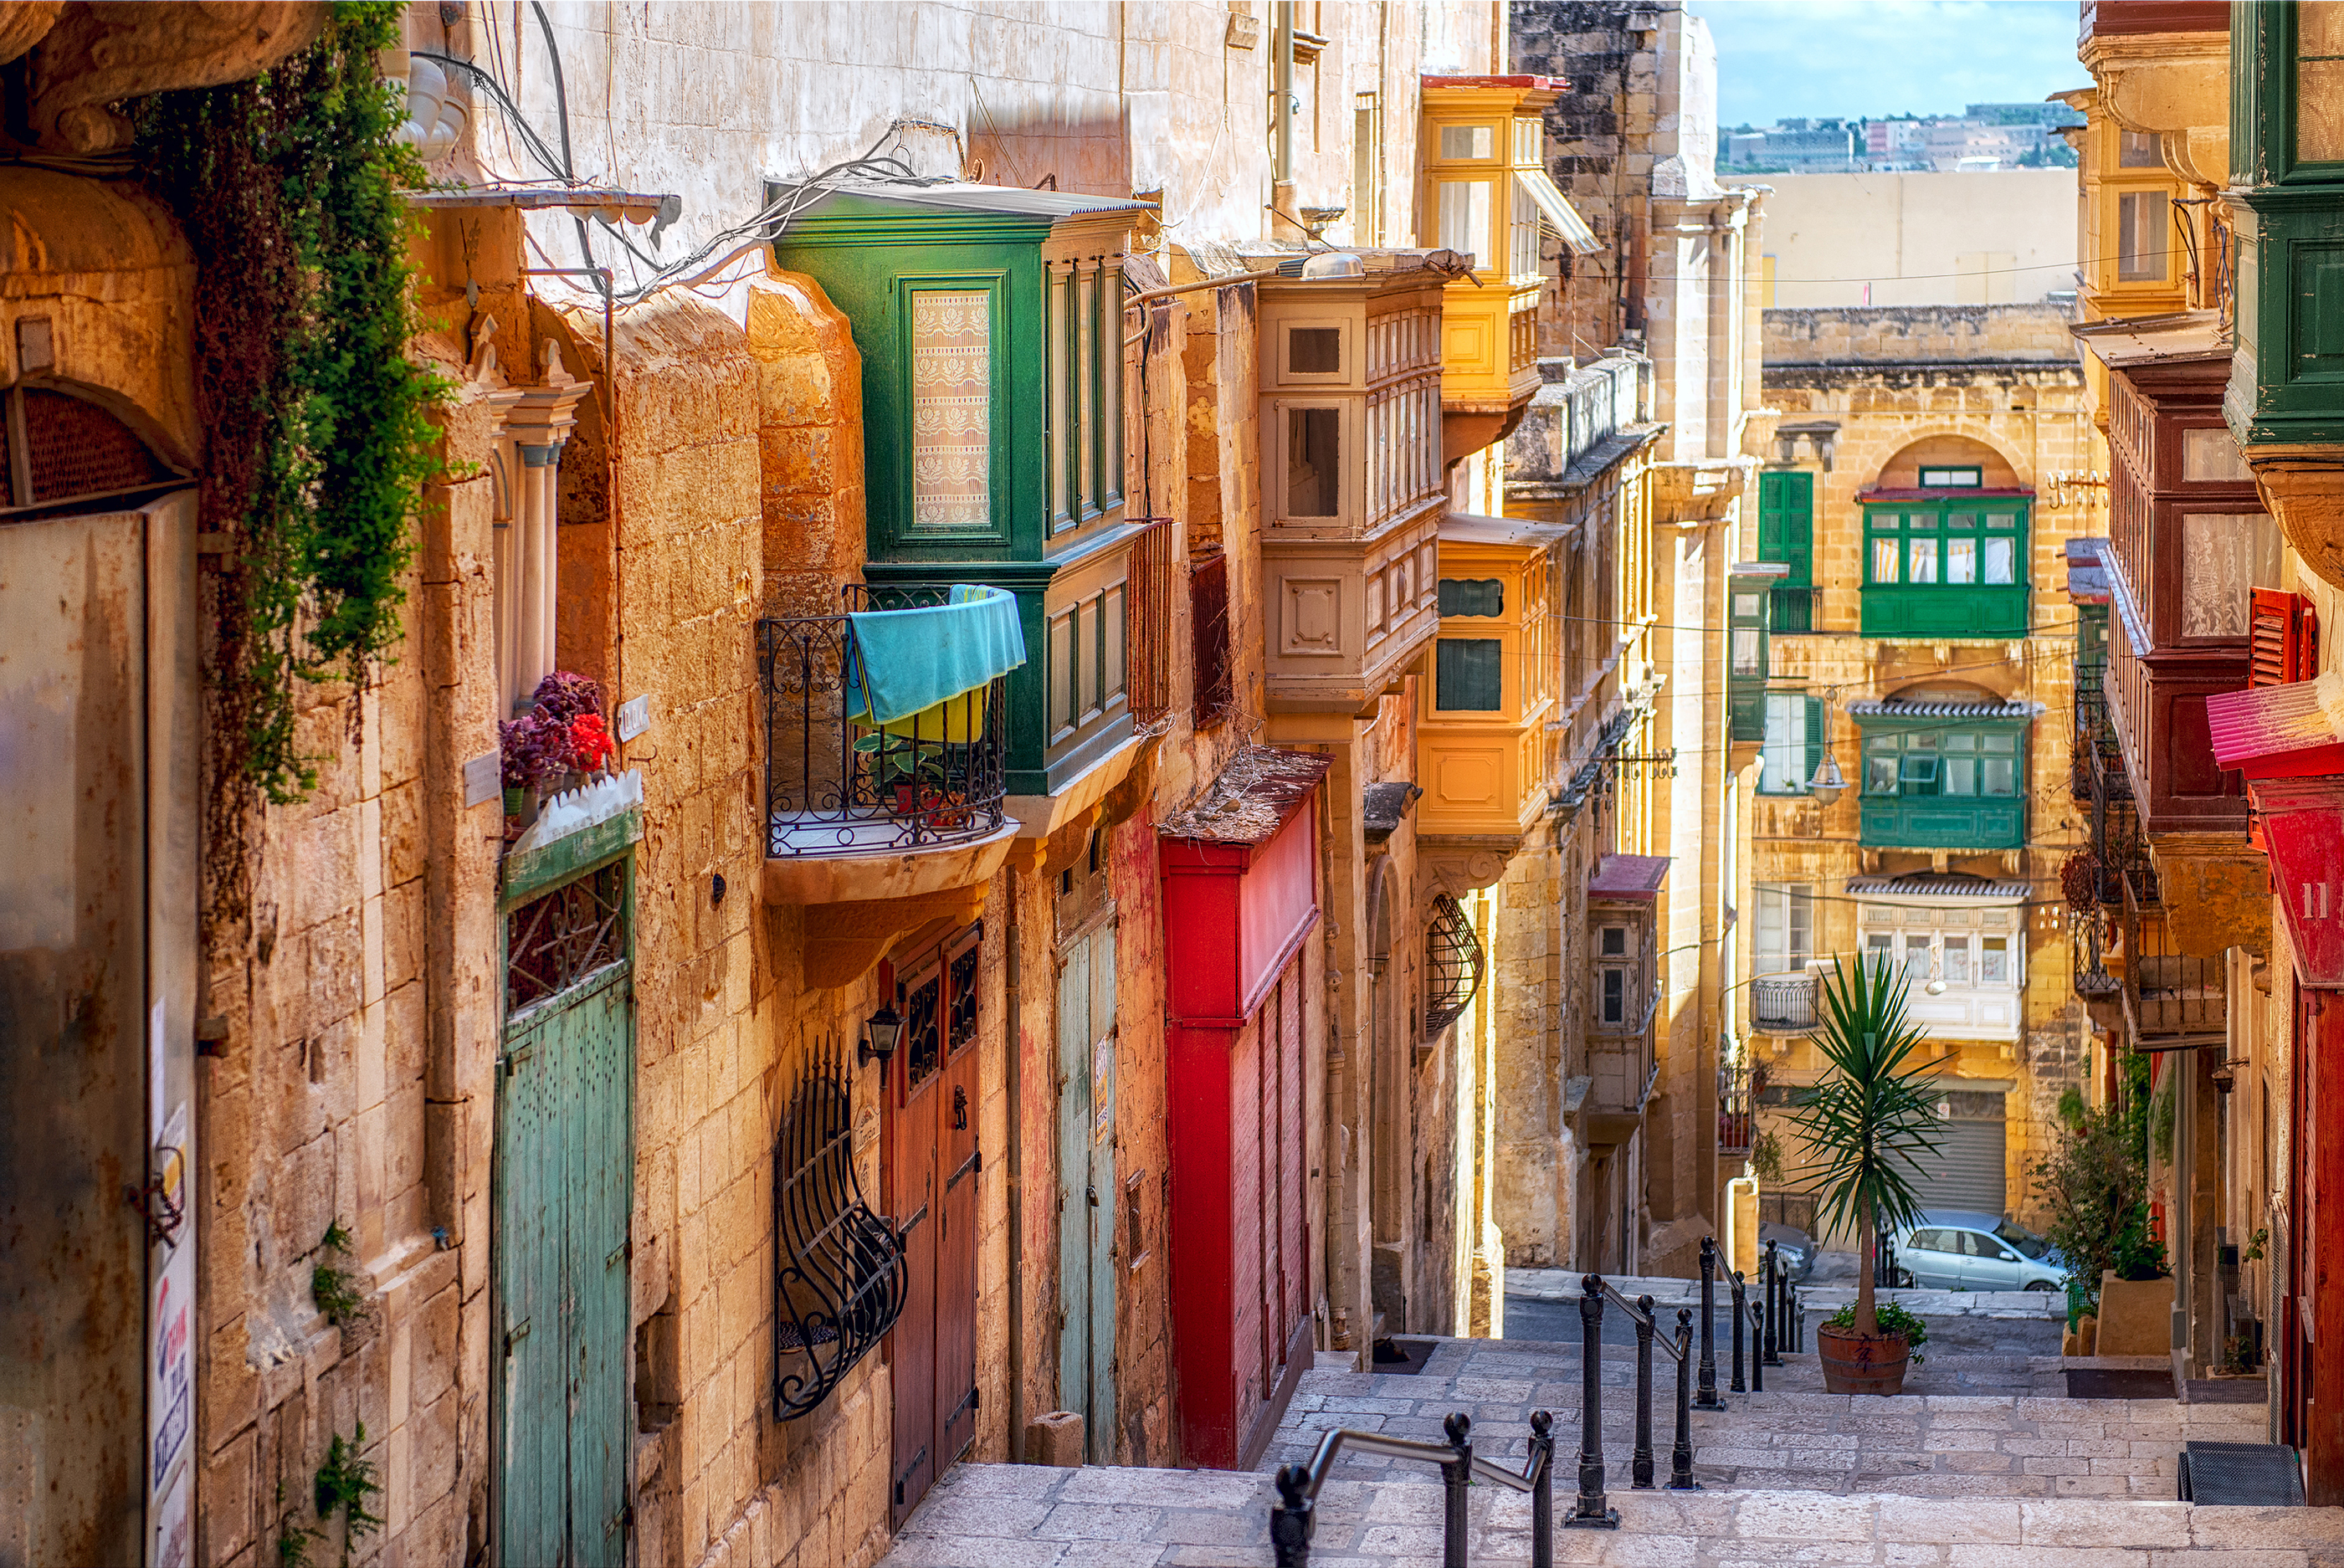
[146, 1099, 194, 1568]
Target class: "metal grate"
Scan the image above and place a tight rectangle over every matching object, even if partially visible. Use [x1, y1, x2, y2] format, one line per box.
[772, 1044, 906, 1420]
[1125, 516, 1178, 726]
[1190, 551, 1233, 725]
[1423, 893, 1484, 1038]
[2177, 1442, 2305, 1504]
[20, 388, 172, 505]
[505, 862, 626, 1014]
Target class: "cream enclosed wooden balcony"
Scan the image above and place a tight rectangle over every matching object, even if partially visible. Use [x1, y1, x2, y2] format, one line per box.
[1420, 75, 1601, 463]
[1417, 513, 1567, 841]
[1253, 254, 1451, 715]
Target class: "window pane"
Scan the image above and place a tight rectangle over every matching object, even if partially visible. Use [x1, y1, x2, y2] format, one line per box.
[1288, 407, 1341, 515]
[1441, 123, 1495, 159]
[1602, 968, 1624, 1022]
[1901, 754, 1940, 791]
[1098, 270, 1121, 502]
[1904, 935, 1931, 979]
[1439, 577, 1505, 617]
[1866, 752, 1900, 793]
[2118, 129, 2163, 167]
[2180, 512, 2283, 638]
[1983, 733, 2016, 754]
[1944, 940, 1971, 984]
[2118, 190, 2168, 280]
[1514, 117, 1541, 164]
[1866, 932, 1894, 958]
[1732, 626, 1762, 676]
[1435, 638, 1504, 710]
[1290, 326, 1341, 374]
[910, 290, 992, 531]
[1983, 535, 2015, 583]
[1870, 510, 1899, 530]
[1946, 511, 1977, 529]
[1511, 178, 1541, 275]
[1049, 275, 1069, 525]
[1910, 511, 1941, 530]
[1437, 179, 1494, 264]
[1600, 926, 1628, 956]
[1734, 592, 1762, 618]
[1077, 271, 1096, 509]
[1981, 935, 2009, 983]
[1762, 694, 1807, 793]
[1944, 732, 1977, 753]
[1872, 536, 1900, 582]
[1983, 757, 2016, 795]
[2301, 59, 2344, 164]
[1984, 511, 2017, 530]
[1909, 538, 1939, 582]
[2183, 425, 2253, 482]
[1944, 756, 1977, 795]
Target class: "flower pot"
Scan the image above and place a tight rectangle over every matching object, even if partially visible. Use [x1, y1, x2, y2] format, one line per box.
[1816, 1323, 1911, 1395]
[502, 786, 525, 817]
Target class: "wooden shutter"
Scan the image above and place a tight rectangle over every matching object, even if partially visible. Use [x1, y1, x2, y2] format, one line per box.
[2249, 589, 2319, 687]
[1191, 551, 1233, 721]
[1803, 695, 1825, 791]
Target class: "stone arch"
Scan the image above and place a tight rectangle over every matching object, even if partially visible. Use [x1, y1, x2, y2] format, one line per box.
[0, 168, 198, 469]
[1869, 430, 2032, 492]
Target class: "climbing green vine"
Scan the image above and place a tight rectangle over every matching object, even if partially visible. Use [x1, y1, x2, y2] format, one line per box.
[136, 2, 449, 837]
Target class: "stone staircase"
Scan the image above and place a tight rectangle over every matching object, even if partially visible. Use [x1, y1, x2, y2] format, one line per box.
[880, 1336, 2336, 1565]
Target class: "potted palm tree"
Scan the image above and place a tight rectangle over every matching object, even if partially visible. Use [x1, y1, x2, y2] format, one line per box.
[1788, 953, 1946, 1395]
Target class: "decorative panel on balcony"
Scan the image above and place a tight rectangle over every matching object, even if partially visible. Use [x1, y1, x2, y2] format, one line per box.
[1252, 256, 1449, 713]
[773, 181, 1153, 798]
[1852, 698, 2036, 851]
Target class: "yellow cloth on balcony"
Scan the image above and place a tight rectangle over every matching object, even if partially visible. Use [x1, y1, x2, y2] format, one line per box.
[850, 684, 988, 745]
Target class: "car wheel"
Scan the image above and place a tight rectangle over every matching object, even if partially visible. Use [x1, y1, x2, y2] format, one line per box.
[2023, 1280, 2056, 1293]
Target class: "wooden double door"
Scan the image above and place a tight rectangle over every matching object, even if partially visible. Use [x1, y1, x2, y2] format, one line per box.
[1056, 917, 1119, 1461]
[887, 925, 983, 1527]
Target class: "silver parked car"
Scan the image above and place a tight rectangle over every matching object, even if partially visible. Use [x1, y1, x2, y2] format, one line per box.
[1890, 1210, 2066, 1291]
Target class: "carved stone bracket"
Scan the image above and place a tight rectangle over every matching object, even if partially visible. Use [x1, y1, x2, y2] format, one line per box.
[2083, 33, 2230, 189]
[2254, 453, 2344, 596]
[28, 3, 327, 153]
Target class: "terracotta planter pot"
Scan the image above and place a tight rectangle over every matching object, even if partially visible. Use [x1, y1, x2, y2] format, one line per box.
[1816, 1323, 1911, 1395]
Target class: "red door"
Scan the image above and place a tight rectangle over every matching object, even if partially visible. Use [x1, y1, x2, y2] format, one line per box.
[885, 926, 983, 1527]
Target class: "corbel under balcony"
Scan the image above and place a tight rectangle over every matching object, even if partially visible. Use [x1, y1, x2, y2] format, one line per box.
[2079, 27, 2230, 188]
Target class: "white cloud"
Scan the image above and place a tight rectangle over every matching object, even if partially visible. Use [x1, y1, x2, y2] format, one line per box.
[1689, 0, 2090, 127]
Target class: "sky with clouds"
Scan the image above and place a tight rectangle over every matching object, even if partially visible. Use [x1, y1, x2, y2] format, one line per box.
[1688, 1, 2092, 128]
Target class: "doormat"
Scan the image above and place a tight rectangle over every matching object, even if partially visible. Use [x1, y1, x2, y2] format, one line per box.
[1371, 1337, 1439, 1376]
[2064, 1367, 2175, 1399]
[2177, 1441, 2304, 1504]
[2184, 1376, 2269, 1405]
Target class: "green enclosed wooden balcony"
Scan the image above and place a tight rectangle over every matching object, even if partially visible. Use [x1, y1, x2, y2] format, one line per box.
[1853, 697, 2038, 851]
[1859, 486, 2032, 638]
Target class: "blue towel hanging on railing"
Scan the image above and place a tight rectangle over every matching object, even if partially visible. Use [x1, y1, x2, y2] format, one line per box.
[843, 583, 1027, 731]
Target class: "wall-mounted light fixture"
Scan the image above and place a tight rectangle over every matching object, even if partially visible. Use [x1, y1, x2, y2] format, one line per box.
[859, 1004, 905, 1076]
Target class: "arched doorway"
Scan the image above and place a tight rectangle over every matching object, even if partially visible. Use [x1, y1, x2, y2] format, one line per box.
[1366, 859, 1407, 1336]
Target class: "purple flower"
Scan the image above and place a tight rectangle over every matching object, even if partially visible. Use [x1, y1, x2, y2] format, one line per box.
[499, 710, 570, 789]
[531, 670, 603, 725]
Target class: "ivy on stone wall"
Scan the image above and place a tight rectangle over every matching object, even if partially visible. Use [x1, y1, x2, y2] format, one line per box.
[138, 2, 448, 817]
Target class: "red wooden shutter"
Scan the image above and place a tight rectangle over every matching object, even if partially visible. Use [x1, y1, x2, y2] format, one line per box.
[2249, 589, 2320, 687]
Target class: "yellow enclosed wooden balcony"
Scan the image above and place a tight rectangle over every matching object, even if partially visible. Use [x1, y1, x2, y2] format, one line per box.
[1420, 76, 1600, 463]
[1417, 513, 1568, 842]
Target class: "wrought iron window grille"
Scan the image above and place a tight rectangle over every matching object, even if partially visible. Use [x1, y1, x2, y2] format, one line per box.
[505, 861, 627, 1016]
[1423, 892, 1485, 1039]
[772, 1043, 907, 1421]
[757, 585, 1011, 859]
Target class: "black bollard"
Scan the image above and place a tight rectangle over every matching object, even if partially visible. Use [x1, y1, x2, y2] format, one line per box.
[1669, 1309, 1700, 1489]
[1749, 1294, 1765, 1393]
[1729, 1269, 1747, 1394]
[1762, 1241, 1779, 1366]
[1631, 1293, 1657, 1488]
[1530, 1409, 1556, 1568]
[1565, 1274, 1620, 1528]
[1788, 1284, 1803, 1351]
[1440, 1412, 1471, 1568]
[1271, 1463, 1315, 1568]
[1696, 1237, 1723, 1409]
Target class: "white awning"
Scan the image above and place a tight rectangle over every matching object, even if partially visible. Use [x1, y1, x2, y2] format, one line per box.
[1516, 169, 1603, 256]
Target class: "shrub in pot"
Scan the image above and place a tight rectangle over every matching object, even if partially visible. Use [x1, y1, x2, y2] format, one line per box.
[1787, 953, 1945, 1396]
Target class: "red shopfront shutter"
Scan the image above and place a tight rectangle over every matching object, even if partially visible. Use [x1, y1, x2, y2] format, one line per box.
[2251, 589, 2320, 687]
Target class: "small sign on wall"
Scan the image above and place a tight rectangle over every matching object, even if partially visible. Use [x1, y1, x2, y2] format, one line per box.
[464, 751, 501, 808]
[617, 694, 652, 743]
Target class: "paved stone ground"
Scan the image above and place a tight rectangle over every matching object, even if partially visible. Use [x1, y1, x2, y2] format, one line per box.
[1259, 1334, 2264, 1498]
[880, 1462, 2344, 1565]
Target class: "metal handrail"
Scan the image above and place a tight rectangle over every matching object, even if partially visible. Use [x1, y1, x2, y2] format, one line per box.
[1271, 1410, 1556, 1568]
[1597, 1280, 1685, 1364]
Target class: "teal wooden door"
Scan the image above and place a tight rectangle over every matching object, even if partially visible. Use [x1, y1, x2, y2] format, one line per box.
[496, 863, 633, 1566]
[1055, 922, 1117, 1460]
[1757, 470, 1813, 630]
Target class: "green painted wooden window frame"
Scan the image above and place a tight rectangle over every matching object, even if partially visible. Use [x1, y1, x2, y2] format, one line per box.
[2236, 0, 2344, 186]
[894, 271, 1015, 549]
[1435, 637, 1505, 710]
[1855, 720, 2028, 849]
[1757, 693, 1823, 795]
[1757, 470, 1813, 631]
[1861, 500, 2030, 638]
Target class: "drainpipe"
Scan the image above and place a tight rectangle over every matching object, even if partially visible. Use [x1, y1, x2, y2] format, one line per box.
[1271, 2, 1301, 240]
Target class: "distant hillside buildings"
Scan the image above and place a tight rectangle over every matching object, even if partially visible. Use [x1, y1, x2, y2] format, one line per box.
[1726, 102, 2084, 174]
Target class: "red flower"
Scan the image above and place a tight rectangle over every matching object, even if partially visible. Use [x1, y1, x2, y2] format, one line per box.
[568, 712, 616, 771]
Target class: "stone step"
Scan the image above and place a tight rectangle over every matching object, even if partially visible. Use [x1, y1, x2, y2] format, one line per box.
[881, 1463, 2344, 1565]
[1263, 1336, 2269, 1501]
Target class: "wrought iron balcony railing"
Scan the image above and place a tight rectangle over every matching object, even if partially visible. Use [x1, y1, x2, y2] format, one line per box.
[1717, 1046, 1754, 1159]
[757, 587, 1011, 858]
[1750, 971, 1818, 1033]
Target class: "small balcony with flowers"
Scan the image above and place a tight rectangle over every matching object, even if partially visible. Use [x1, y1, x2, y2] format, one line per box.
[1418, 75, 1603, 464]
[757, 583, 1028, 984]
